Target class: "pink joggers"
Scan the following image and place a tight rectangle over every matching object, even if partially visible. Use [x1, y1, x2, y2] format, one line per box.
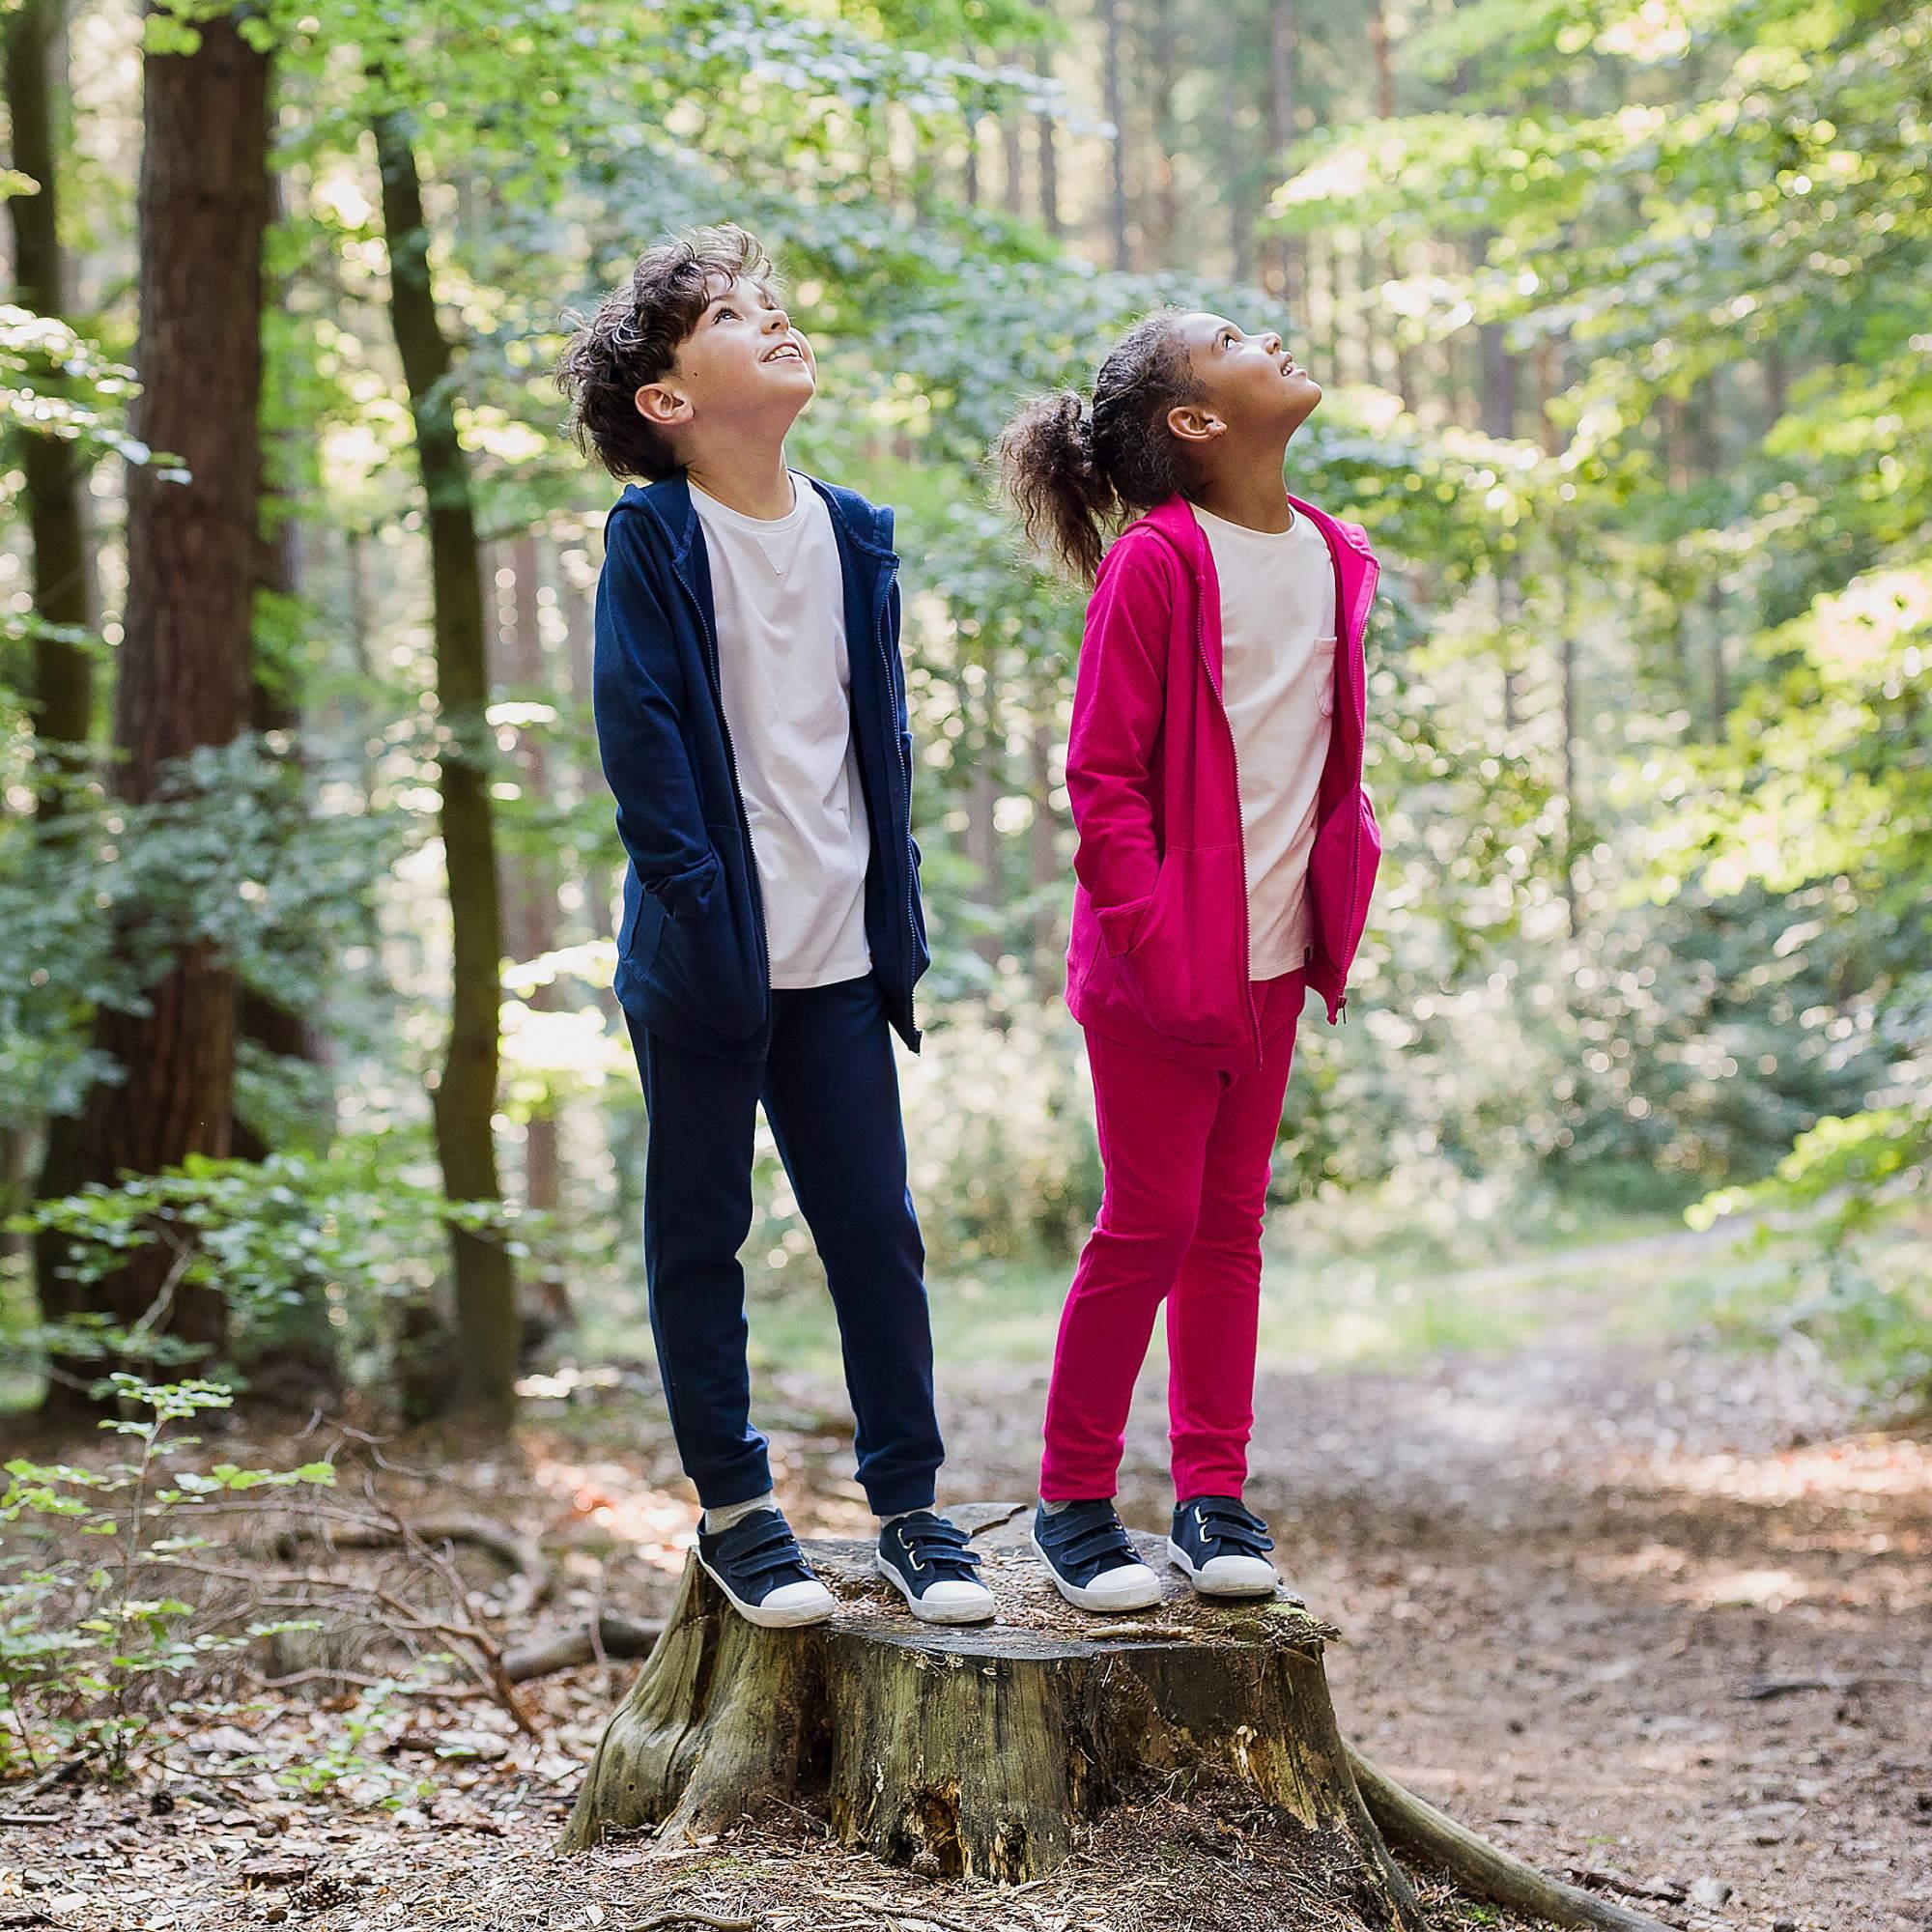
[1039, 971, 1306, 1503]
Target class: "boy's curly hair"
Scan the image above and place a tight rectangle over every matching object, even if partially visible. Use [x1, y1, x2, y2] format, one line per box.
[554, 225, 782, 482]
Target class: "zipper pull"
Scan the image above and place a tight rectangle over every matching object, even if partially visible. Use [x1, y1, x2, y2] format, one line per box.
[1338, 999, 1349, 1025]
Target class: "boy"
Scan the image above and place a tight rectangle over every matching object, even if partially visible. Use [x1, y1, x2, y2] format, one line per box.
[555, 226, 994, 1629]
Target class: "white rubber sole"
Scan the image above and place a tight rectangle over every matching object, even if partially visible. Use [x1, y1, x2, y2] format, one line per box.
[873, 1550, 998, 1625]
[1030, 1532, 1164, 1613]
[696, 1552, 836, 1629]
[1166, 1537, 1281, 1599]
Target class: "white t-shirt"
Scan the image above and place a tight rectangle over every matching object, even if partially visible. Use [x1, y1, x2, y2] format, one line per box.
[1192, 502, 1338, 980]
[691, 474, 872, 991]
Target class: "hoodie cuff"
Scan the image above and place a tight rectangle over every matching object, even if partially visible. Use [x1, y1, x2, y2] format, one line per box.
[1095, 892, 1155, 958]
[653, 849, 723, 923]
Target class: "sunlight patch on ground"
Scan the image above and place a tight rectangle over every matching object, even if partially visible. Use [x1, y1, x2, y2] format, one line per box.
[1625, 1435, 1932, 1506]
[528, 1454, 694, 1573]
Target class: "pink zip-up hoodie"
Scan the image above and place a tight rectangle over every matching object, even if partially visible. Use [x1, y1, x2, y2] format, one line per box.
[1065, 493, 1382, 1069]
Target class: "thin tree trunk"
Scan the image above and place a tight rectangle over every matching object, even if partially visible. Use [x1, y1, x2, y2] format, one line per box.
[1268, 0, 1297, 304]
[57, 10, 271, 1395]
[1097, 0, 1130, 269]
[7, 0, 95, 1326]
[1001, 60, 1025, 217]
[1557, 575, 1579, 937]
[1033, 43, 1062, 237]
[1365, 0, 1409, 399]
[964, 668, 1003, 969]
[1029, 723, 1058, 990]
[1708, 582, 1728, 738]
[560, 563, 611, 944]
[6, 0, 94, 790]
[1497, 569, 1520, 734]
[1762, 338, 1786, 425]
[1146, 0, 1178, 269]
[372, 104, 518, 1425]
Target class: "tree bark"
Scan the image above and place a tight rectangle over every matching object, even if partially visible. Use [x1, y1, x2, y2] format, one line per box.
[497, 536, 569, 1346]
[1096, 0, 1130, 269]
[7, 0, 96, 1348]
[52, 9, 270, 1391]
[5, 0, 94, 792]
[1268, 0, 1298, 304]
[372, 104, 517, 1425]
[1144, 0, 1179, 269]
[563, 1536, 1420, 1921]
[1033, 43, 1062, 237]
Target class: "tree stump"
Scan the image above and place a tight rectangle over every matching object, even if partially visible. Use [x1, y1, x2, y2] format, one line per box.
[560, 1518, 1421, 1925]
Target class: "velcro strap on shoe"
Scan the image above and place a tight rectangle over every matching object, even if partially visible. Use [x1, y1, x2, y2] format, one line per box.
[1193, 1499, 1274, 1557]
[894, 1515, 983, 1581]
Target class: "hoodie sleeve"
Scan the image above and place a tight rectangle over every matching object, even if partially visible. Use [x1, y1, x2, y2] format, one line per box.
[591, 513, 722, 923]
[1065, 535, 1176, 957]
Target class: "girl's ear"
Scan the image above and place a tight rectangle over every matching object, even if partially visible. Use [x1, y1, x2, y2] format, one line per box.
[635, 382, 691, 426]
[1167, 403, 1224, 446]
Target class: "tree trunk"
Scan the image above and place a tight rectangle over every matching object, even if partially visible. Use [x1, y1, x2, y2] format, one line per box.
[498, 536, 569, 1348]
[562, 1534, 1419, 1919]
[1365, 0, 1409, 399]
[1144, 0, 1178, 269]
[1557, 574, 1579, 937]
[52, 9, 270, 1392]
[1029, 723, 1059, 990]
[1097, 0, 1130, 269]
[5, 0, 94, 795]
[372, 104, 517, 1425]
[1000, 58, 1026, 217]
[1268, 0, 1298, 304]
[8, 0, 96, 1350]
[1033, 43, 1062, 237]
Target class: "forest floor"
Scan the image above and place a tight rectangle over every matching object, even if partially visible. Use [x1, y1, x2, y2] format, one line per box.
[6, 1242, 1929, 1932]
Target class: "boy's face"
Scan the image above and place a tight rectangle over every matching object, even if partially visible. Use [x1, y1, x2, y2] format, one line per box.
[1169, 311, 1321, 443]
[636, 272, 816, 443]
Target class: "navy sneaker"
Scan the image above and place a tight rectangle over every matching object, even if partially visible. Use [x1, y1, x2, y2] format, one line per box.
[1168, 1495, 1281, 1598]
[874, 1511, 997, 1625]
[696, 1507, 835, 1629]
[1030, 1499, 1163, 1612]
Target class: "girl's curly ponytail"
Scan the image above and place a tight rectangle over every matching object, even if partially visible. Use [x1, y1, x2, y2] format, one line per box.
[996, 311, 1203, 584]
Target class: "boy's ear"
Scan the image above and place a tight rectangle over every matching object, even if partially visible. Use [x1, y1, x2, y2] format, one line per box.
[1167, 404, 1224, 446]
[635, 381, 691, 428]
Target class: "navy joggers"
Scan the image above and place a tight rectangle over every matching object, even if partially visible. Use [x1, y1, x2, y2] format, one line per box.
[625, 974, 943, 1517]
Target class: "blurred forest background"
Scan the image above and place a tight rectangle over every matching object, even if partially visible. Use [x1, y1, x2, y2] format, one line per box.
[1, 0, 1925, 1431]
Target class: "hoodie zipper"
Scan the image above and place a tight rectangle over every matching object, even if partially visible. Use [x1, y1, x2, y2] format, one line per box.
[874, 573, 922, 1045]
[1320, 527, 1378, 1026]
[1194, 570, 1264, 1069]
[668, 544, 773, 1037]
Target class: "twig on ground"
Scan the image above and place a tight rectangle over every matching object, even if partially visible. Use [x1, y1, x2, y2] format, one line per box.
[803, 1889, 980, 1932]
[277, 1504, 554, 1617]
[620, 1912, 758, 1932]
[504, 1614, 666, 1683]
[1738, 1671, 1917, 1701]
[16, 1753, 86, 1800]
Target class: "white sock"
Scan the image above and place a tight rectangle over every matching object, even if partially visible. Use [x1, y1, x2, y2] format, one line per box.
[878, 1507, 933, 1528]
[703, 1491, 776, 1535]
[1042, 1496, 1110, 1515]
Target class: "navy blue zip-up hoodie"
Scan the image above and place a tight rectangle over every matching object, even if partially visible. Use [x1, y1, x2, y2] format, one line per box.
[592, 469, 929, 1063]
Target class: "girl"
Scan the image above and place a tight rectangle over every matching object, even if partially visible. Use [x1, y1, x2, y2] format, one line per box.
[998, 309, 1381, 1611]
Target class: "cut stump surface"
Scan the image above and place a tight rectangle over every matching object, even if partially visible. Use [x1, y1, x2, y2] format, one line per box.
[561, 1521, 1421, 1925]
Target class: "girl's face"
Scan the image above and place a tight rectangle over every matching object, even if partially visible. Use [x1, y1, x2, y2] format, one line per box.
[1170, 311, 1321, 441]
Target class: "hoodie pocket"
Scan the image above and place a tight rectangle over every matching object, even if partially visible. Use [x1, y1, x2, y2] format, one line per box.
[1308, 784, 1381, 975]
[1112, 843, 1249, 1048]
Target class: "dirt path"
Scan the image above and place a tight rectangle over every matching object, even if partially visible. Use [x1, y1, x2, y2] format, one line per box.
[12, 1271, 1928, 1932]
[926, 1294, 1932, 1932]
